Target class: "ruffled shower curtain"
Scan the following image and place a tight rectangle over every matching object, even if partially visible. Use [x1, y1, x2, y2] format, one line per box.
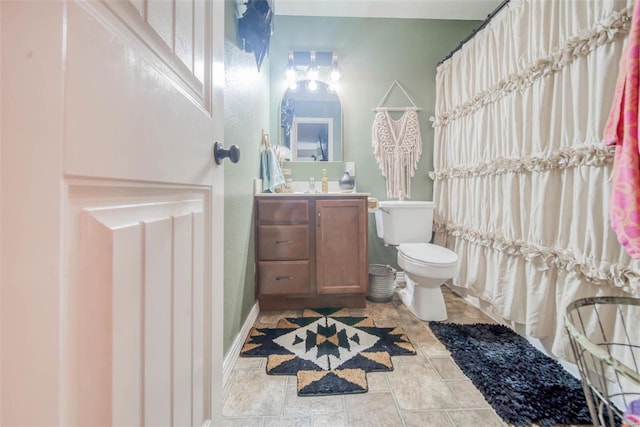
[432, 0, 639, 366]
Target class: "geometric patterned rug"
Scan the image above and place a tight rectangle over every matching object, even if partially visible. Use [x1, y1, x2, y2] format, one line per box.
[240, 308, 416, 396]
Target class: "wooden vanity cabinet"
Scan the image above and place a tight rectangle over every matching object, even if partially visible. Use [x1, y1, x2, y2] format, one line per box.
[255, 195, 368, 310]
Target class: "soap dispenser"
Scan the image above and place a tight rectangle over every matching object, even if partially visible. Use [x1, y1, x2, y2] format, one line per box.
[321, 169, 329, 193]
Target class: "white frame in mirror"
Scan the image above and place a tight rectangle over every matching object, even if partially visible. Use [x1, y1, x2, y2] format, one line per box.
[291, 117, 334, 161]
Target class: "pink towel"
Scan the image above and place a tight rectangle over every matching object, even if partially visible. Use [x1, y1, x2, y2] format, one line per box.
[604, 1, 640, 258]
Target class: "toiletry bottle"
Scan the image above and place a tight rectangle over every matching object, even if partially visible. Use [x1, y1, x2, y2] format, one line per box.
[321, 169, 329, 193]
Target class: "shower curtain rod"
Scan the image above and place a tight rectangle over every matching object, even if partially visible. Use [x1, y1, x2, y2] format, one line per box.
[437, 0, 510, 66]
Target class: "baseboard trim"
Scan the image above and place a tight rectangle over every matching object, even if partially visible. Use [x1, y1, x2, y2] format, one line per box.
[222, 302, 260, 386]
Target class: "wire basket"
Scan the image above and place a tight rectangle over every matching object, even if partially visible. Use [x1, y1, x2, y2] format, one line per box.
[565, 296, 640, 426]
[367, 264, 396, 303]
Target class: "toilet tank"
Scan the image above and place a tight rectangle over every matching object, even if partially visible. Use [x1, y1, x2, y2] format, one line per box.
[374, 200, 436, 245]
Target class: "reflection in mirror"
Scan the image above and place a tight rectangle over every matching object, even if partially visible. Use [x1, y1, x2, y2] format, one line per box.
[280, 80, 342, 161]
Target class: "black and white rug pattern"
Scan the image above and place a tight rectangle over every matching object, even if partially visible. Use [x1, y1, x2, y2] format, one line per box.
[241, 308, 416, 396]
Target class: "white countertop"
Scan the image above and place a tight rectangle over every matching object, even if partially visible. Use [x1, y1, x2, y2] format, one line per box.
[255, 191, 370, 197]
[254, 180, 369, 197]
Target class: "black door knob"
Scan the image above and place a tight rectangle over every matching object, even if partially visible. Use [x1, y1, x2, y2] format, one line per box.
[213, 141, 240, 165]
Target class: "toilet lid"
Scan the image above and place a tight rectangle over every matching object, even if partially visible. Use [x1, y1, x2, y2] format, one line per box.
[398, 243, 458, 267]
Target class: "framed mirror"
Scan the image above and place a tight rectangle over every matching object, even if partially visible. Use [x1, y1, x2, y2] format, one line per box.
[280, 80, 342, 161]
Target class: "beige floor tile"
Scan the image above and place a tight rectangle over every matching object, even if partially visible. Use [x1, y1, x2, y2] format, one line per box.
[402, 411, 454, 427]
[446, 409, 507, 426]
[429, 357, 465, 380]
[223, 369, 287, 417]
[282, 385, 344, 416]
[263, 416, 311, 427]
[445, 380, 490, 408]
[286, 375, 298, 387]
[387, 363, 458, 410]
[363, 298, 410, 322]
[396, 315, 424, 326]
[222, 417, 263, 427]
[234, 356, 263, 370]
[446, 310, 493, 324]
[347, 308, 367, 317]
[364, 371, 390, 392]
[257, 310, 301, 326]
[416, 339, 451, 358]
[311, 412, 349, 427]
[396, 321, 435, 344]
[342, 391, 404, 426]
[442, 287, 461, 299]
[393, 349, 429, 365]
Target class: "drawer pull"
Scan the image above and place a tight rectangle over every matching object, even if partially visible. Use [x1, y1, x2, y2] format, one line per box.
[275, 276, 293, 281]
[275, 240, 293, 244]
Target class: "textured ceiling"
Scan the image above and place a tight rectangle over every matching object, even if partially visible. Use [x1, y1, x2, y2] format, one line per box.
[274, 0, 504, 21]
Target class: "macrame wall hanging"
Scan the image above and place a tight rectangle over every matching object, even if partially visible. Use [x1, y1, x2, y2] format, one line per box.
[372, 80, 422, 200]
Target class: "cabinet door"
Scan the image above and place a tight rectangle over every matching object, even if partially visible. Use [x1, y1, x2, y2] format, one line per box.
[315, 199, 368, 294]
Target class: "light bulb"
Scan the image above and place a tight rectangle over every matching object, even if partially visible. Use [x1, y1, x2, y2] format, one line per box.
[288, 81, 298, 91]
[306, 63, 319, 81]
[307, 80, 318, 92]
[284, 60, 298, 83]
[329, 60, 341, 83]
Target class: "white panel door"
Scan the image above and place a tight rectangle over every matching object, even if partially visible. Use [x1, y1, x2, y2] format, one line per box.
[1, 1, 225, 426]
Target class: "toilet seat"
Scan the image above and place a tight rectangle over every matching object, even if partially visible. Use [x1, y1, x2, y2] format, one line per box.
[398, 243, 458, 267]
[398, 243, 458, 282]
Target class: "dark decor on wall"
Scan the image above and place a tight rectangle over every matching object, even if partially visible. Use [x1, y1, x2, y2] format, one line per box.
[236, 0, 273, 71]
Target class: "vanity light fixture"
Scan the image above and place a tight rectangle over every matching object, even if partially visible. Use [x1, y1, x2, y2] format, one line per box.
[283, 50, 342, 92]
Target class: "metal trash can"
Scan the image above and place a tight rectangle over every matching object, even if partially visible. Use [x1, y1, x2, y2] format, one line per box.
[367, 264, 397, 302]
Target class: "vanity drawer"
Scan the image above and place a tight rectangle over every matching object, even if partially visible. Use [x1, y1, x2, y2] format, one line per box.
[257, 199, 308, 223]
[258, 261, 310, 295]
[258, 225, 309, 260]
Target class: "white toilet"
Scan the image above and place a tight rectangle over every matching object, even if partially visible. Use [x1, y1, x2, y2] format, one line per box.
[374, 200, 458, 321]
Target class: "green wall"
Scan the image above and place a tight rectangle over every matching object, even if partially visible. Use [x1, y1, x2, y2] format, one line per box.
[269, 16, 479, 268]
[222, 12, 479, 356]
[223, 0, 270, 353]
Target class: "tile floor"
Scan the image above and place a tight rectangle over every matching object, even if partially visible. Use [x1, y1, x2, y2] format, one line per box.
[222, 286, 509, 426]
